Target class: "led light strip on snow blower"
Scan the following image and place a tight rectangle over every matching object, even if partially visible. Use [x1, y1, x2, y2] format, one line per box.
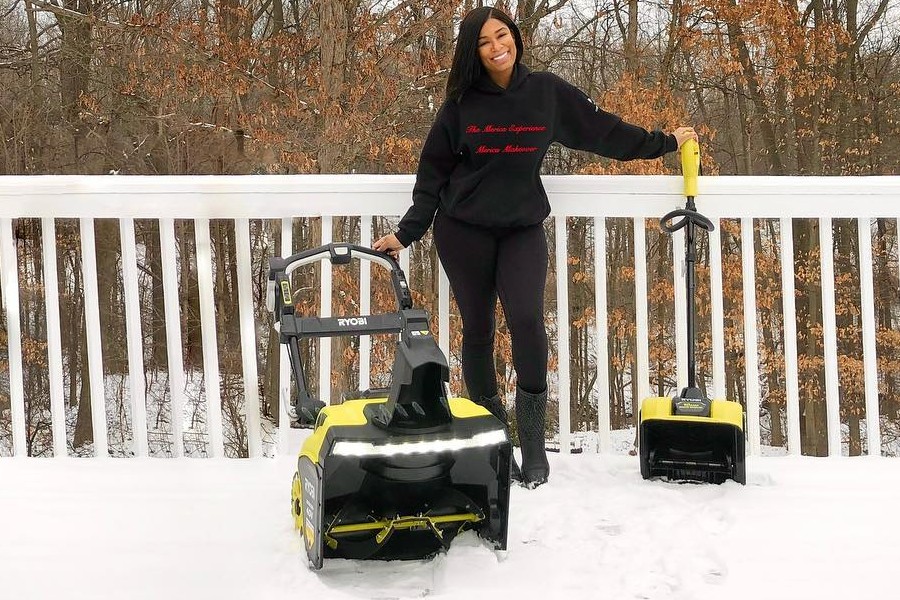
[332, 429, 507, 457]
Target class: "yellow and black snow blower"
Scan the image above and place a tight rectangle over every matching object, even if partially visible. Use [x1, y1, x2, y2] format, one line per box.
[267, 243, 511, 569]
[639, 140, 746, 485]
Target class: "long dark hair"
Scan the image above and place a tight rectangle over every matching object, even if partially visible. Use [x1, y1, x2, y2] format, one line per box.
[445, 7, 524, 103]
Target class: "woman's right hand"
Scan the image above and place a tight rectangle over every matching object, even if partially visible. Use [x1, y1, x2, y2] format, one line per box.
[373, 233, 405, 259]
[672, 126, 699, 149]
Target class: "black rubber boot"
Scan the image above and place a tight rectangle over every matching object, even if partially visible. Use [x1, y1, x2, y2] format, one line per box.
[514, 386, 550, 488]
[478, 395, 523, 483]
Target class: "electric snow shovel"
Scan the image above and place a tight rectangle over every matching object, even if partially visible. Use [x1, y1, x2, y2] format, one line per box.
[638, 140, 746, 485]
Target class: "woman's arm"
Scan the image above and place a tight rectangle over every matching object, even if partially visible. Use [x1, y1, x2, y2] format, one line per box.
[551, 74, 696, 160]
[398, 104, 459, 246]
[376, 104, 459, 257]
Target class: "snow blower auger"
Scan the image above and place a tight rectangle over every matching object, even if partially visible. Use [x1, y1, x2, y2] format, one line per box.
[267, 243, 511, 569]
[639, 140, 746, 485]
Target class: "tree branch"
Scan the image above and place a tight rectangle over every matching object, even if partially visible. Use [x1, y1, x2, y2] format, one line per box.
[28, 0, 308, 105]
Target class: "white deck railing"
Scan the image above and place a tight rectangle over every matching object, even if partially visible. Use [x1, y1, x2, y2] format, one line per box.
[1, 175, 898, 458]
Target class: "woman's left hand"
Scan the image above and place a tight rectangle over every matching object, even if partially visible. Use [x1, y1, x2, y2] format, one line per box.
[373, 233, 405, 259]
[672, 126, 699, 148]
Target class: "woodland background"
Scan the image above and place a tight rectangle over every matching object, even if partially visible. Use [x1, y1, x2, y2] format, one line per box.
[1, 0, 899, 458]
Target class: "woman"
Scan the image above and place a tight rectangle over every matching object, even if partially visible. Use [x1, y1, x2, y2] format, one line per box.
[374, 7, 697, 487]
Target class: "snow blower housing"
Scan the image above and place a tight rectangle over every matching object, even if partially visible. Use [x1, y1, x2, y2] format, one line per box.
[639, 140, 746, 485]
[267, 243, 511, 569]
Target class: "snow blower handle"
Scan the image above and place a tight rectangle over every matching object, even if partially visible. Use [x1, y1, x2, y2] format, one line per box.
[266, 243, 413, 321]
[266, 243, 430, 427]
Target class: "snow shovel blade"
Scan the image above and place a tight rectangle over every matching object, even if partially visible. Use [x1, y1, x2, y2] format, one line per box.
[639, 396, 746, 485]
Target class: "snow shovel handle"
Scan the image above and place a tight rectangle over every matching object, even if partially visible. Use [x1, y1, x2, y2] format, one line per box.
[659, 208, 715, 234]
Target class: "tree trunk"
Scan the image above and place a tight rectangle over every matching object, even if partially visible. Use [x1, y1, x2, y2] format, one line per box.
[73, 327, 93, 449]
[180, 221, 203, 369]
[317, 0, 350, 173]
[848, 412, 861, 456]
[145, 221, 168, 369]
[96, 219, 124, 374]
[796, 219, 828, 456]
[625, 0, 639, 73]
[57, 0, 94, 169]
[724, 0, 785, 174]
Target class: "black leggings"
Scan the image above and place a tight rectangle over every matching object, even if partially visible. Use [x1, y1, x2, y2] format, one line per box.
[433, 212, 548, 401]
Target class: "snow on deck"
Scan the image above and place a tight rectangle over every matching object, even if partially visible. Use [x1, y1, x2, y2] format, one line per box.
[1, 440, 898, 600]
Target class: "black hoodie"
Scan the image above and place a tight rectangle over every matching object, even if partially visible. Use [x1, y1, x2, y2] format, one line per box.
[395, 65, 677, 246]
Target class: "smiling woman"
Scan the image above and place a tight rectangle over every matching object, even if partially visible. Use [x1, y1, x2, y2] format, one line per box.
[373, 6, 698, 489]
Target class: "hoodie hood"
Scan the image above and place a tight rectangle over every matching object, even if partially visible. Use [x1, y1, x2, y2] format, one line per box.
[472, 63, 531, 94]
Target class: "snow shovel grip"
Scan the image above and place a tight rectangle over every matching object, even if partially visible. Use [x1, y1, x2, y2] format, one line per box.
[681, 138, 700, 197]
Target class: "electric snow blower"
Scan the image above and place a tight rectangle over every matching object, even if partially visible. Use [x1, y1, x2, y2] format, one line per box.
[267, 243, 511, 569]
[638, 140, 746, 485]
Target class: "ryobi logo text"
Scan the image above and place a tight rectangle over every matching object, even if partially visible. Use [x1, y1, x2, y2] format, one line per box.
[337, 317, 367, 327]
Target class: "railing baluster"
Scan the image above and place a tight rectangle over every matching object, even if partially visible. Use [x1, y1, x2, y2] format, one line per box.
[673, 228, 687, 395]
[439, 262, 451, 388]
[0, 218, 26, 456]
[194, 219, 224, 458]
[398, 227, 410, 401]
[708, 221, 727, 399]
[857, 217, 882, 456]
[160, 219, 186, 458]
[780, 218, 802, 456]
[593, 217, 611, 453]
[120, 218, 149, 458]
[819, 218, 842, 457]
[555, 217, 571, 453]
[359, 217, 372, 392]
[235, 219, 262, 458]
[319, 216, 333, 406]
[41, 218, 67, 457]
[399, 242, 411, 286]
[277, 218, 293, 455]
[634, 218, 650, 408]
[80, 218, 109, 458]
[740, 218, 761, 456]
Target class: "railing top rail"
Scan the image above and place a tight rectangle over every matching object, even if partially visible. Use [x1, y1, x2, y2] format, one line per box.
[1, 175, 898, 219]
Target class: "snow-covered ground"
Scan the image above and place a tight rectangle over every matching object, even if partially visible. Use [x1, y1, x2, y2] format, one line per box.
[2, 431, 898, 600]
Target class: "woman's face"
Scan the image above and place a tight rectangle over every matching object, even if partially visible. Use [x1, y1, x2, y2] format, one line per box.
[478, 18, 517, 85]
